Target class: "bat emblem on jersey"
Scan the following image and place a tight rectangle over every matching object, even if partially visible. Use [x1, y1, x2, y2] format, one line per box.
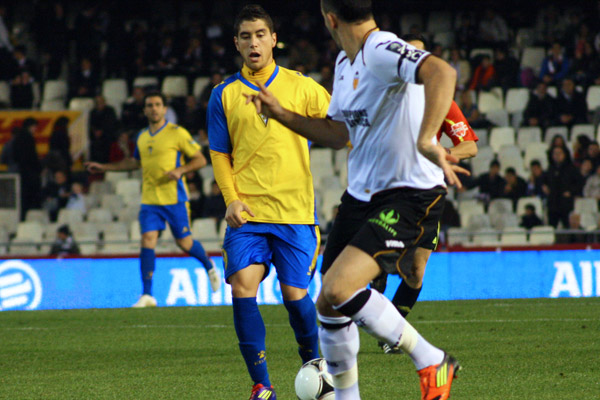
[259, 113, 269, 126]
[148, 146, 153, 154]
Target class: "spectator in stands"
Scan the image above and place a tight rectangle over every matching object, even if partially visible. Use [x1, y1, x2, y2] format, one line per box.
[557, 212, 589, 244]
[154, 36, 179, 76]
[493, 47, 519, 92]
[73, 5, 101, 62]
[180, 95, 203, 135]
[448, 48, 471, 91]
[33, 2, 67, 80]
[519, 204, 544, 230]
[181, 37, 205, 77]
[42, 169, 70, 221]
[49, 224, 80, 257]
[478, 8, 509, 47]
[202, 180, 226, 225]
[69, 58, 100, 99]
[319, 65, 334, 94]
[14, 118, 42, 219]
[467, 159, 506, 205]
[65, 182, 86, 212]
[188, 181, 204, 221]
[523, 82, 557, 129]
[121, 87, 146, 131]
[540, 43, 571, 85]
[48, 116, 72, 171]
[288, 39, 320, 72]
[9, 70, 34, 109]
[584, 163, 600, 199]
[502, 167, 528, 208]
[543, 145, 582, 228]
[555, 77, 588, 127]
[527, 160, 546, 198]
[570, 41, 594, 86]
[90, 95, 118, 143]
[89, 128, 111, 165]
[469, 55, 495, 92]
[535, 5, 565, 45]
[547, 134, 571, 166]
[586, 141, 600, 168]
[578, 158, 594, 183]
[10, 45, 38, 79]
[571, 134, 592, 168]
[109, 131, 134, 163]
[455, 12, 478, 53]
[458, 90, 489, 128]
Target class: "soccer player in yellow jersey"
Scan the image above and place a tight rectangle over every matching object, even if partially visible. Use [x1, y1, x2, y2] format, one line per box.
[207, 5, 330, 399]
[86, 92, 221, 308]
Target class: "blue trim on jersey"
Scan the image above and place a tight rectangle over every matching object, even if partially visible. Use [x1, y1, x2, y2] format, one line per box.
[238, 65, 279, 91]
[207, 75, 238, 154]
[133, 129, 146, 160]
[149, 121, 168, 137]
[175, 151, 187, 202]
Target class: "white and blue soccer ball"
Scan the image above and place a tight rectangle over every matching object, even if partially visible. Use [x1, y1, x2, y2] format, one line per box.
[294, 358, 335, 400]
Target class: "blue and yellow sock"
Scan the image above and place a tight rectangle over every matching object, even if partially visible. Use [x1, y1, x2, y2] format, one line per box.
[233, 297, 270, 387]
[140, 247, 155, 295]
[187, 240, 213, 271]
[284, 294, 319, 363]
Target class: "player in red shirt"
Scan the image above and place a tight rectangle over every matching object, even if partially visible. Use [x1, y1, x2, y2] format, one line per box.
[372, 34, 478, 354]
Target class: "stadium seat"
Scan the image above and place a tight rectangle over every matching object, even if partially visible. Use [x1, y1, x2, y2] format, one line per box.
[162, 76, 188, 97]
[433, 31, 455, 48]
[307, 72, 321, 82]
[193, 76, 211, 98]
[133, 76, 159, 89]
[517, 127, 542, 151]
[528, 225, 555, 244]
[89, 180, 113, 197]
[446, 227, 470, 246]
[219, 219, 227, 242]
[79, 244, 98, 255]
[427, 11, 452, 33]
[515, 28, 536, 49]
[57, 209, 85, 225]
[466, 213, 491, 231]
[544, 126, 568, 143]
[0, 80, 9, 105]
[469, 48, 494, 61]
[71, 223, 100, 242]
[115, 178, 141, 198]
[43, 223, 59, 240]
[84, 194, 100, 210]
[524, 142, 548, 169]
[41, 99, 66, 111]
[520, 47, 546, 75]
[489, 127, 515, 154]
[458, 199, 485, 223]
[500, 228, 528, 246]
[104, 171, 130, 186]
[498, 145, 526, 177]
[470, 156, 493, 178]
[321, 187, 345, 222]
[102, 79, 128, 103]
[516, 196, 544, 217]
[117, 205, 140, 224]
[9, 239, 40, 256]
[42, 80, 68, 101]
[547, 86, 558, 98]
[101, 222, 129, 241]
[478, 91, 503, 113]
[400, 13, 423, 34]
[488, 199, 513, 216]
[69, 97, 95, 112]
[101, 243, 137, 254]
[130, 220, 141, 241]
[505, 88, 529, 114]
[334, 148, 349, 175]
[87, 208, 113, 223]
[574, 197, 599, 215]
[586, 85, 600, 110]
[16, 222, 44, 242]
[472, 227, 499, 246]
[579, 212, 598, 231]
[100, 194, 125, 212]
[318, 175, 343, 193]
[473, 129, 488, 147]
[124, 193, 142, 208]
[310, 148, 334, 169]
[105, 97, 123, 118]
[490, 212, 519, 230]
[25, 209, 49, 224]
[439, 134, 453, 148]
[0, 210, 19, 235]
[570, 124, 595, 142]
[192, 218, 219, 241]
[485, 109, 509, 127]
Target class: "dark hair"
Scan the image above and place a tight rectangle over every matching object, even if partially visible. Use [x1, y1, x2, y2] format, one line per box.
[401, 33, 428, 50]
[490, 160, 500, 168]
[234, 4, 274, 36]
[321, 0, 372, 23]
[143, 91, 167, 107]
[505, 167, 516, 175]
[58, 224, 71, 235]
[22, 117, 38, 132]
[530, 159, 541, 168]
[525, 204, 536, 212]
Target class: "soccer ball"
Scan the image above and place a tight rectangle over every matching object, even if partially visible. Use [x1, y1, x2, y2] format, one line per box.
[294, 358, 335, 399]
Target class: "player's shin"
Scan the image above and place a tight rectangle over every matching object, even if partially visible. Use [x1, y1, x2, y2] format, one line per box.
[140, 247, 156, 295]
[318, 314, 360, 400]
[284, 294, 319, 363]
[335, 288, 444, 370]
[187, 240, 213, 271]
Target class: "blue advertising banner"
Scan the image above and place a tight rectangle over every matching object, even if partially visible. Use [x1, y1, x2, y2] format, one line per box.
[0, 250, 599, 311]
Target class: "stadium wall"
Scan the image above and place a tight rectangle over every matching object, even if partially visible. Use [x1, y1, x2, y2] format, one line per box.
[0, 250, 599, 311]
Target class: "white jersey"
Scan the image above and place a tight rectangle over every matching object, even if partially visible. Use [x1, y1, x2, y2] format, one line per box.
[327, 30, 445, 202]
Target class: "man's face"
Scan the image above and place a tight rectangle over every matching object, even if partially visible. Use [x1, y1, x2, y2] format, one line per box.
[562, 79, 575, 95]
[144, 96, 167, 124]
[552, 147, 565, 164]
[234, 19, 276, 71]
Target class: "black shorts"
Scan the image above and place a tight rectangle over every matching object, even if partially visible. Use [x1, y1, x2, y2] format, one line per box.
[321, 186, 445, 276]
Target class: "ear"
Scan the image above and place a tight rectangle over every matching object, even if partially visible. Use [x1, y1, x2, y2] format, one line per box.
[271, 32, 277, 48]
[233, 35, 240, 52]
[326, 12, 338, 29]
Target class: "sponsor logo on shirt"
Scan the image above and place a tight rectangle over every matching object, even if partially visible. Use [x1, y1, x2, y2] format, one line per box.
[385, 42, 426, 63]
[446, 120, 468, 140]
[368, 209, 400, 237]
[385, 240, 405, 248]
[341, 109, 371, 127]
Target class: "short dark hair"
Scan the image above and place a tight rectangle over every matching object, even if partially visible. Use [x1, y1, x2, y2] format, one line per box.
[505, 167, 516, 175]
[234, 4, 274, 36]
[401, 33, 428, 50]
[525, 204, 536, 212]
[143, 91, 167, 107]
[530, 159, 541, 168]
[490, 160, 500, 168]
[321, 0, 372, 23]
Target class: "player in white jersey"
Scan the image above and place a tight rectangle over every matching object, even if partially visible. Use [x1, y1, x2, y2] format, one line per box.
[243, 1, 467, 399]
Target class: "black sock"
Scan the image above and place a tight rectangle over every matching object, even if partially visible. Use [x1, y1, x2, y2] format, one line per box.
[391, 280, 422, 318]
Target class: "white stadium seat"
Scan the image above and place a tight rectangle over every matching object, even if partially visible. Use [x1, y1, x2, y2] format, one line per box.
[524, 142, 549, 170]
[485, 109, 509, 127]
[469, 48, 494, 61]
[115, 179, 141, 198]
[133, 76, 159, 89]
[447, 227, 470, 246]
[192, 218, 219, 242]
[488, 199, 513, 216]
[489, 127, 515, 154]
[16, 222, 44, 242]
[0, 81, 9, 105]
[69, 97, 95, 112]
[516, 196, 544, 217]
[193, 76, 211, 98]
[87, 208, 113, 223]
[25, 209, 49, 224]
[501, 228, 528, 246]
[101, 222, 129, 241]
[102, 79, 128, 103]
[517, 127, 542, 151]
[505, 88, 529, 114]
[104, 171, 130, 186]
[544, 126, 568, 143]
[528, 226, 555, 244]
[520, 47, 546, 75]
[570, 124, 595, 142]
[478, 91, 504, 113]
[472, 227, 500, 246]
[473, 129, 488, 147]
[574, 197, 599, 215]
[43, 80, 68, 101]
[57, 209, 84, 225]
[71, 223, 100, 242]
[101, 194, 125, 212]
[41, 99, 66, 111]
[586, 85, 600, 110]
[162, 76, 188, 97]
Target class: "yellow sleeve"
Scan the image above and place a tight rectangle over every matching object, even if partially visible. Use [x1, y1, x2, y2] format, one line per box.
[305, 79, 331, 119]
[178, 127, 202, 158]
[210, 150, 239, 206]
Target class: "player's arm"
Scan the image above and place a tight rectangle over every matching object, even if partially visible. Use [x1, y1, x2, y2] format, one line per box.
[165, 151, 207, 181]
[85, 157, 140, 173]
[448, 141, 477, 159]
[244, 82, 349, 150]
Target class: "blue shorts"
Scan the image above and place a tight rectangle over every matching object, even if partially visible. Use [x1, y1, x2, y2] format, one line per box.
[222, 223, 320, 289]
[139, 202, 191, 239]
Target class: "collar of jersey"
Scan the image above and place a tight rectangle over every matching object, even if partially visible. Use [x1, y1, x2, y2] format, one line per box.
[148, 121, 168, 136]
[239, 61, 278, 91]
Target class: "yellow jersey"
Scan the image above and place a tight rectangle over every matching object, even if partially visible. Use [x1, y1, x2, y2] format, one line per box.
[133, 122, 201, 205]
[207, 61, 331, 224]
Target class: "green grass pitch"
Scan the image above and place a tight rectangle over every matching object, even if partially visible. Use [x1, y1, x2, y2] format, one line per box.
[0, 297, 599, 399]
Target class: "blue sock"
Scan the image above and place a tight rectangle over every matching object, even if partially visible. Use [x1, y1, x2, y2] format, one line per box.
[233, 297, 271, 387]
[284, 294, 319, 363]
[140, 247, 155, 295]
[187, 240, 213, 271]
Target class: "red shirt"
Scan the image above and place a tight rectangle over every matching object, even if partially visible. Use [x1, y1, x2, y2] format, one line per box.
[436, 101, 479, 146]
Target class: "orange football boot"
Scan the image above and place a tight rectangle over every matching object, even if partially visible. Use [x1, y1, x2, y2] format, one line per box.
[417, 353, 460, 400]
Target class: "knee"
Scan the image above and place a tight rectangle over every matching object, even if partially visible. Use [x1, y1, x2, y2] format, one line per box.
[320, 275, 347, 307]
[141, 235, 157, 249]
[176, 236, 193, 252]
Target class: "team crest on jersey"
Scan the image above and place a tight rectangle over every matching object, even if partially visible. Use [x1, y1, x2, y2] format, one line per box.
[353, 71, 359, 90]
[447, 120, 468, 140]
[258, 113, 269, 126]
[148, 146, 153, 154]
